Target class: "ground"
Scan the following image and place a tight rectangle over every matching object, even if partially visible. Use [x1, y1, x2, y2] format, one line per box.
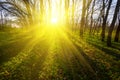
[0, 27, 120, 80]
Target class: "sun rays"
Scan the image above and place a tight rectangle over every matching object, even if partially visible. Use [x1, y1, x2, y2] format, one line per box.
[0, 26, 96, 79]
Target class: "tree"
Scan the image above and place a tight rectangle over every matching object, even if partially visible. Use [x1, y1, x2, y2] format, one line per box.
[40, 0, 44, 23]
[114, 11, 120, 42]
[101, 0, 112, 41]
[89, 0, 96, 34]
[65, 0, 70, 25]
[23, 0, 33, 26]
[107, 0, 120, 46]
[80, 0, 86, 36]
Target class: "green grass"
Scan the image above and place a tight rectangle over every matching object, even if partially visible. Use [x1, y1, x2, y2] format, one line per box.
[84, 35, 120, 80]
[0, 29, 120, 80]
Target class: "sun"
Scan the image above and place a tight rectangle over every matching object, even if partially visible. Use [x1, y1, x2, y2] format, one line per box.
[51, 17, 58, 24]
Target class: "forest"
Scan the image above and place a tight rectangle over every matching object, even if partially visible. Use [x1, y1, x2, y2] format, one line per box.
[0, 0, 120, 80]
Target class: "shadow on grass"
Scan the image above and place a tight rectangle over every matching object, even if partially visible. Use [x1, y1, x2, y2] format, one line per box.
[0, 37, 50, 80]
[87, 40, 120, 60]
[11, 42, 49, 80]
[69, 34, 113, 80]
[112, 42, 120, 50]
[0, 36, 33, 64]
[74, 42, 112, 80]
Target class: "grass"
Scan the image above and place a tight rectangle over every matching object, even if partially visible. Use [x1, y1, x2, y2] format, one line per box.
[84, 34, 120, 80]
[0, 28, 120, 80]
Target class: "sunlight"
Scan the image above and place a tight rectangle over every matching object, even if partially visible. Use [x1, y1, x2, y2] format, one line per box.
[51, 17, 58, 24]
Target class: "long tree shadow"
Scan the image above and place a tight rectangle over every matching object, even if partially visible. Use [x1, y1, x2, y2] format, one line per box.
[73, 41, 112, 80]
[0, 36, 50, 80]
[11, 41, 50, 80]
[0, 36, 33, 64]
[54, 33, 99, 80]
[86, 35, 120, 50]
[112, 42, 120, 50]
[87, 40, 120, 60]
[69, 33, 114, 80]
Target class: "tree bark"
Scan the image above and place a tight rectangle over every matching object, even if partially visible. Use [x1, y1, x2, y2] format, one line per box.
[101, 0, 112, 41]
[107, 0, 120, 46]
[89, 0, 95, 34]
[114, 19, 120, 42]
[80, 0, 86, 36]
[65, 0, 70, 25]
[23, 0, 33, 26]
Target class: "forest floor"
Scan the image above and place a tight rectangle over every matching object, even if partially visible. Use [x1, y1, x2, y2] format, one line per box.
[0, 27, 120, 80]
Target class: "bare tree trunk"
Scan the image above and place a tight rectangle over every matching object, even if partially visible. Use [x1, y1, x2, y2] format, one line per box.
[65, 0, 70, 25]
[40, 0, 44, 23]
[80, 0, 86, 36]
[114, 18, 120, 42]
[72, 0, 74, 25]
[0, 11, 3, 29]
[89, 0, 95, 34]
[48, 0, 52, 24]
[101, 0, 112, 41]
[107, 0, 120, 46]
[85, 0, 92, 32]
[23, 0, 33, 26]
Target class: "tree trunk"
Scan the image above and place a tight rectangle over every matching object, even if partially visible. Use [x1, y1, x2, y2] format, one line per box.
[85, 0, 92, 32]
[80, 0, 86, 36]
[89, 0, 95, 34]
[65, 0, 70, 25]
[101, 0, 112, 41]
[23, 0, 33, 26]
[0, 11, 3, 29]
[114, 19, 120, 42]
[107, 0, 120, 46]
